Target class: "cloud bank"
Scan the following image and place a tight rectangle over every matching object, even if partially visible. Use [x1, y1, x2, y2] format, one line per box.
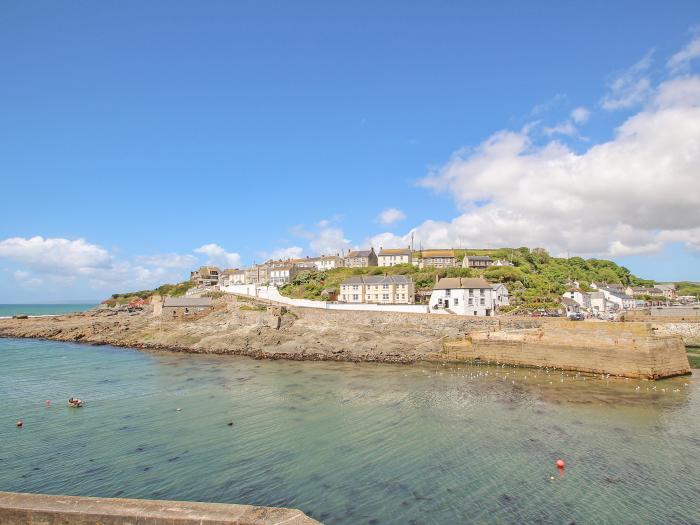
[371, 72, 700, 257]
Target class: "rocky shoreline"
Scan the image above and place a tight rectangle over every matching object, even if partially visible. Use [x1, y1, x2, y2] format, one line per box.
[0, 296, 696, 375]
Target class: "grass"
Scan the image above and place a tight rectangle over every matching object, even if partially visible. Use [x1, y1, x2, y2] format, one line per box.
[239, 305, 266, 312]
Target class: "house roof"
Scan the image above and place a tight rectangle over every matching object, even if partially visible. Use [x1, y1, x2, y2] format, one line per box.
[566, 287, 584, 293]
[589, 292, 605, 299]
[379, 248, 411, 256]
[433, 277, 492, 290]
[163, 297, 213, 307]
[560, 297, 579, 307]
[341, 275, 413, 285]
[220, 268, 242, 275]
[346, 250, 373, 258]
[422, 250, 455, 258]
[465, 255, 492, 261]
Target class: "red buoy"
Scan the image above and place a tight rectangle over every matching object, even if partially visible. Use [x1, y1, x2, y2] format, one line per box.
[45, 400, 51, 407]
[556, 459, 565, 469]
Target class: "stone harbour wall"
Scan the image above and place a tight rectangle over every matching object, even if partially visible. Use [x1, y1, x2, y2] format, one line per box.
[0, 491, 321, 525]
[444, 320, 691, 379]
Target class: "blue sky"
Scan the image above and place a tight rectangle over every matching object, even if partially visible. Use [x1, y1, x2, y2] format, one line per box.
[1, 1, 699, 301]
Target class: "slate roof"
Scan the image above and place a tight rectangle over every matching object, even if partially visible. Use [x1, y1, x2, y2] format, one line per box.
[433, 277, 492, 290]
[163, 297, 213, 307]
[341, 275, 413, 286]
[346, 250, 373, 258]
[379, 248, 411, 256]
[465, 255, 493, 261]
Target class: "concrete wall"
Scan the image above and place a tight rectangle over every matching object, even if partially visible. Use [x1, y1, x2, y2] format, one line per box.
[221, 284, 430, 314]
[444, 320, 690, 379]
[0, 491, 320, 525]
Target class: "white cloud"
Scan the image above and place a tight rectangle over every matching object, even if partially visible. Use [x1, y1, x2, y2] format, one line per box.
[543, 121, 577, 137]
[263, 246, 304, 261]
[193, 244, 242, 268]
[601, 51, 654, 110]
[0, 236, 111, 275]
[377, 208, 406, 225]
[291, 220, 351, 255]
[571, 106, 590, 123]
[136, 253, 197, 268]
[394, 75, 700, 258]
[668, 36, 700, 74]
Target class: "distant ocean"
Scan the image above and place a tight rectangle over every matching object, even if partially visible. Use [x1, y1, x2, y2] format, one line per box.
[0, 303, 97, 319]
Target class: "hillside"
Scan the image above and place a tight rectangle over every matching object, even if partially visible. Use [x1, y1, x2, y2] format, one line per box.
[279, 247, 654, 312]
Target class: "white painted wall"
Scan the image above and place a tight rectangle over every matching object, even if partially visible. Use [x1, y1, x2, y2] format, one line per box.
[220, 284, 430, 313]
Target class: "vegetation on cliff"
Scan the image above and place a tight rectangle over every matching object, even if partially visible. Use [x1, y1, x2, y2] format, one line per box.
[280, 247, 654, 311]
[105, 281, 194, 306]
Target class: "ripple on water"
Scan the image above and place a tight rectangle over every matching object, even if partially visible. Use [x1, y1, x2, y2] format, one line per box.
[0, 338, 699, 524]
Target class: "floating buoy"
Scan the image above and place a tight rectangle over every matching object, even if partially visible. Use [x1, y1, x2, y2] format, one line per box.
[45, 400, 51, 407]
[556, 459, 565, 469]
[16, 420, 23, 428]
[176, 408, 182, 412]
[227, 422, 234, 426]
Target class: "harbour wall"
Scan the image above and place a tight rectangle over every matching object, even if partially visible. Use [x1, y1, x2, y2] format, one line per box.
[0, 491, 320, 525]
[443, 320, 691, 379]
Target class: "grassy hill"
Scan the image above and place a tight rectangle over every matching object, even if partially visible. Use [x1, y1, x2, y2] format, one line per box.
[104, 281, 195, 306]
[279, 247, 655, 312]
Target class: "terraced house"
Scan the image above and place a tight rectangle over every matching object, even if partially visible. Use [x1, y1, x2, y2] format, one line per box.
[378, 247, 412, 267]
[190, 266, 220, 287]
[344, 248, 378, 268]
[420, 249, 457, 268]
[339, 275, 415, 304]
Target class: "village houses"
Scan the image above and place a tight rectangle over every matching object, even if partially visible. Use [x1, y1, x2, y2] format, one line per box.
[428, 277, 503, 316]
[378, 247, 412, 267]
[220, 269, 245, 286]
[314, 255, 344, 271]
[563, 287, 591, 309]
[269, 265, 301, 286]
[462, 255, 493, 270]
[344, 248, 378, 268]
[190, 266, 220, 287]
[339, 275, 415, 304]
[420, 249, 457, 268]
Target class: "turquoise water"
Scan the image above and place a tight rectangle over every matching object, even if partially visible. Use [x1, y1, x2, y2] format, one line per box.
[1, 338, 699, 524]
[0, 304, 96, 318]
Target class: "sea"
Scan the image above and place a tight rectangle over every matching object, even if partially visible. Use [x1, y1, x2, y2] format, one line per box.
[0, 337, 698, 524]
[0, 303, 97, 319]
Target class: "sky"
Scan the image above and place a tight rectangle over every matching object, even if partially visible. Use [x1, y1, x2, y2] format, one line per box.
[1, 1, 700, 302]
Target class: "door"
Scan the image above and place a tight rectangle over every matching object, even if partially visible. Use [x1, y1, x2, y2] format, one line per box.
[444, 300, 449, 309]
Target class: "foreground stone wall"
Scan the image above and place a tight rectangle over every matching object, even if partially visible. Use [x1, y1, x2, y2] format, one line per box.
[0, 491, 320, 525]
[444, 320, 691, 379]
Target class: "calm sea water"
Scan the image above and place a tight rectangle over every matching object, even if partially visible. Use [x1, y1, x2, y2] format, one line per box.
[1, 338, 698, 524]
[0, 304, 96, 318]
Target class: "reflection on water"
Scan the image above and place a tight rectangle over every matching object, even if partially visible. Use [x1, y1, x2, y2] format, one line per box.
[1, 338, 698, 524]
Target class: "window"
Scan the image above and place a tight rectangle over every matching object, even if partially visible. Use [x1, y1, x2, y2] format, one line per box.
[445, 289, 451, 297]
[468, 298, 473, 305]
[469, 289, 474, 296]
[352, 294, 358, 300]
[383, 284, 389, 289]
[454, 298, 459, 306]
[383, 294, 389, 300]
[480, 298, 485, 306]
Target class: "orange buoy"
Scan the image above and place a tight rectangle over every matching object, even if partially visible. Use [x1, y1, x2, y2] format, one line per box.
[16, 420, 23, 428]
[556, 459, 565, 469]
[45, 400, 51, 407]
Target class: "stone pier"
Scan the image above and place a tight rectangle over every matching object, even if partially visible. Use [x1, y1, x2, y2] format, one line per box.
[0, 491, 321, 525]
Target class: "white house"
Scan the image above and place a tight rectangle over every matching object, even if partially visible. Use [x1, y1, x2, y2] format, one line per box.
[562, 288, 591, 309]
[220, 269, 245, 287]
[560, 297, 581, 316]
[491, 283, 510, 307]
[314, 255, 344, 271]
[429, 277, 500, 316]
[600, 288, 635, 310]
[378, 248, 412, 267]
[339, 275, 414, 304]
[492, 259, 515, 267]
[588, 291, 609, 314]
[269, 265, 302, 287]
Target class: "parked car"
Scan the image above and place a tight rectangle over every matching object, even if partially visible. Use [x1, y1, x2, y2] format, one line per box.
[568, 312, 584, 321]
